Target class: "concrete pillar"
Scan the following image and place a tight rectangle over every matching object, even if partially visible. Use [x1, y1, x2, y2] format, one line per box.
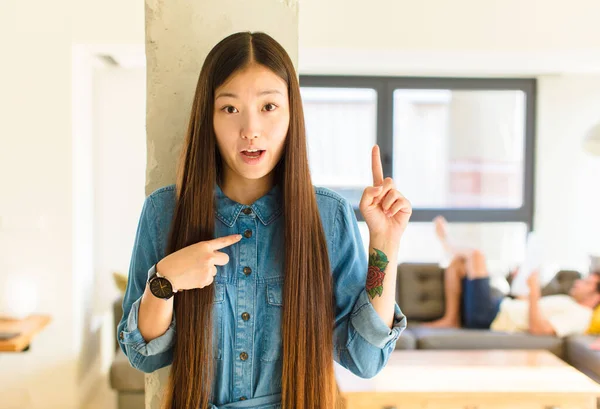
[143, 1, 299, 407]
[144, 0, 299, 195]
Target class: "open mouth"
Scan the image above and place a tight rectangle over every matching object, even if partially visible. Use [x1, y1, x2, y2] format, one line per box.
[240, 149, 266, 164]
[241, 149, 265, 158]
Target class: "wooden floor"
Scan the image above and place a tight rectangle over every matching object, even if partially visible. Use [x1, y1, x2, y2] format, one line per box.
[336, 350, 600, 409]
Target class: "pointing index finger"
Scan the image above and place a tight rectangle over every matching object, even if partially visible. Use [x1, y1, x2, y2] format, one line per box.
[209, 234, 243, 250]
[372, 145, 384, 187]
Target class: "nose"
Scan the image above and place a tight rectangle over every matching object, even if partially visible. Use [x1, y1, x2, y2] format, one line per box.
[241, 110, 261, 140]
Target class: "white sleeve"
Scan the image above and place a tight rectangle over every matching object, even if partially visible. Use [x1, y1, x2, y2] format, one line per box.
[546, 304, 592, 338]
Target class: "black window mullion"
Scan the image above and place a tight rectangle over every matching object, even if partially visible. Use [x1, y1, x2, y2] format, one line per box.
[376, 80, 393, 181]
[409, 208, 531, 224]
[523, 80, 537, 232]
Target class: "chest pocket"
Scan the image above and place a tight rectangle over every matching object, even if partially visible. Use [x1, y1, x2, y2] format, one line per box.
[261, 281, 283, 362]
[213, 283, 225, 360]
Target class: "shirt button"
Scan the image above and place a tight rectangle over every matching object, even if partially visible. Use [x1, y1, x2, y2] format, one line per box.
[240, 352, 248, 361]
[239, 396, 247, 401]
[242, 207, 252, 215]
[242, 312, 250, 321]
[243, 229, 252, 238]
[243, 267, 252, 276]
[119, 332, 124, 340]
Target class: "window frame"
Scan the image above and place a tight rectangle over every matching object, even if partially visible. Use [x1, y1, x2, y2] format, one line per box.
[299, 75, 536, 231]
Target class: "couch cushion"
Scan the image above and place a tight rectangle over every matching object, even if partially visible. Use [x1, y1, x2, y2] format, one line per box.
[565, 335, 600, 383]
[541, 270, 581, 297]
[394, 329, 416, 350]
[409, 326, 565, 358]
[110, 348, 145, 392]
[396, 263, 445, 321]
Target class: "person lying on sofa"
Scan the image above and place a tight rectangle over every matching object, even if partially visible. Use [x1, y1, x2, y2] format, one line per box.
[424, 216, 600, 337]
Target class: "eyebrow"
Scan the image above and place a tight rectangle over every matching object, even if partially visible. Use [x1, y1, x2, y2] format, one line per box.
[215, 90, 284, 100]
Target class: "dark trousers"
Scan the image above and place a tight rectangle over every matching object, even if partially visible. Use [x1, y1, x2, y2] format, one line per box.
[460, 277, 504, 329]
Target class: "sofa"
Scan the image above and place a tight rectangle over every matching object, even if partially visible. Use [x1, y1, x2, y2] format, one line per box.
[109, 263, 600, 409]
[394, 263, 600, 366]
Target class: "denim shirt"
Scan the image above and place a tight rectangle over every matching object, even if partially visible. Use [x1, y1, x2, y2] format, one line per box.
[117, 183, 406, 409]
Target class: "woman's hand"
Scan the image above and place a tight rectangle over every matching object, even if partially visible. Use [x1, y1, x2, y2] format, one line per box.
[359, 145, 412, 243]
[157, 234, 242, 290]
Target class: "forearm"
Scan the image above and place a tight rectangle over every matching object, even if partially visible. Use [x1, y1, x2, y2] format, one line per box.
[138, 283, 174, 342]
[527, 295, 555, 335]
[367, 235, 399, 328]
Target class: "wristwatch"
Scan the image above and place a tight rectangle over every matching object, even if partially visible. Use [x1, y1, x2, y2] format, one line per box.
[147, 263, 177, 300]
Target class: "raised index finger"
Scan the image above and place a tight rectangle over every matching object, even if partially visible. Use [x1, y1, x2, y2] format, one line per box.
[208, 234, 243, 250]
[372, 145, 384, 187]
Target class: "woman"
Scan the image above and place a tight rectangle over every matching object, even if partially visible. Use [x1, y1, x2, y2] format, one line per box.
[117, 31, 410, 409]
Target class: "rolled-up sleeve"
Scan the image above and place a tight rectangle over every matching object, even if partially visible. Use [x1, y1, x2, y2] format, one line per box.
[116, 195, 175, 373]
[331, 198, 407, 379]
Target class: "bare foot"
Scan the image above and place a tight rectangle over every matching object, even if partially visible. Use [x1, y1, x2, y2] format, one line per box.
[433, 215, 448, 243]
[422, 316, 460, 328]
[434, 215, 456, 258]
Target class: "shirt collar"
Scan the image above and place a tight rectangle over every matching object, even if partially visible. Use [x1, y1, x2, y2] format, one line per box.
[215, 183, 283, 227]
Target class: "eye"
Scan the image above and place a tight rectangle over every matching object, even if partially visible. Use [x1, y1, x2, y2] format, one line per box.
[222, 106, 238, 114]
[263, 103, 277, 112]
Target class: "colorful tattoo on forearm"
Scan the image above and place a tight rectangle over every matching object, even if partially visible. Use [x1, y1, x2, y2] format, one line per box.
[366, 248, 389, 299]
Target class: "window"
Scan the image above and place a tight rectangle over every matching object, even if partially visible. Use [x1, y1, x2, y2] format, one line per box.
[300, 76, 536, 267]
[393, 89, 526, 209]
[301, 87, 377, 193]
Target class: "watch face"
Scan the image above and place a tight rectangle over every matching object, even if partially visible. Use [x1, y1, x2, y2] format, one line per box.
[150, 277, 173, 299]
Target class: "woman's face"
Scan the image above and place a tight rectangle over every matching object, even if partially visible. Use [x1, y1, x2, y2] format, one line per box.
[213, 63, 290, 185]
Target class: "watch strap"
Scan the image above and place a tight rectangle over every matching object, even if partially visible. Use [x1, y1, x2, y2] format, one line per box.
[147, 263, 178, 293]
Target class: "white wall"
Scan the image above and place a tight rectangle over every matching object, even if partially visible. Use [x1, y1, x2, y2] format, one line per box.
[0, 0, 77, 407]
[0, 0, 144, 407]
[535, 75, 600, 271]
[299, 0, 600, 76]
[92, 65, 146, 316]
[72, 50, 148, 408]
[86, 63, 147, 381]
[301, 0, 600, 51]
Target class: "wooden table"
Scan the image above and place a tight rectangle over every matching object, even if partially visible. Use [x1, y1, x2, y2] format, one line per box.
[335, 350, 600, 409]
[0, 315, 51, 352]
